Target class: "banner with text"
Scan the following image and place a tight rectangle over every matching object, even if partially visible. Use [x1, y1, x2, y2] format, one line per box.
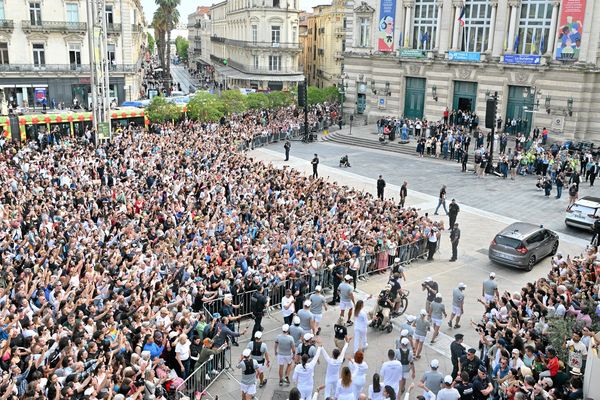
[555, 0, 585, 61]
[377, 0, 396, 52]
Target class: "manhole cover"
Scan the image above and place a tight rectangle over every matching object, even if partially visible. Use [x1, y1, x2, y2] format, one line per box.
[272, 390, 290, 400]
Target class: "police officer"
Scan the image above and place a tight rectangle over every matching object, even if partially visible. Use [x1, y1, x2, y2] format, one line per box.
[246, 331, 271, 387]
[377, 175, 386, 200]
[449, 223, 461, 262]
[251, 285, 269, 337]
[311, 154, 319, 178]
[284, 140, 291, 161]
[329, 262, 345, 305]
[450, 333, 466, 379]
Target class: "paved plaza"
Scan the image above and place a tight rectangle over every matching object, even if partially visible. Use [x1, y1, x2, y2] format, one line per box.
[210, 138, 591, 400]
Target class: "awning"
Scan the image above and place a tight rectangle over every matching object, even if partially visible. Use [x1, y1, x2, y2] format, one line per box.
[213, 64, 304, 82]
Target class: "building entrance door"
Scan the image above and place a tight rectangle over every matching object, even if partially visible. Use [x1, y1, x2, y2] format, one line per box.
[356, 93, 366, 114]
[506, 85, 534, 136]
[452, 81, 477, 113]
[404, 77, 425, 119]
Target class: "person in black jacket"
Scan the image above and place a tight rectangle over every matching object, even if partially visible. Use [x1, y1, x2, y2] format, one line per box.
[377, 175, 386, 200]
[251, 285, 269, 337]
[448, 199, 460, 229]
[450, 334, 466, 379]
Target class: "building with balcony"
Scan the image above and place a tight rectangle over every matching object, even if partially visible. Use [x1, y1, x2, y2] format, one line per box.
[188, 7, 211, 71]
[343, 0, 600, 141]
[207, 0, 304, 90]
[298, 12, 310, 74]
[304, 0, 346, 88]
[0, 0, 146, 114]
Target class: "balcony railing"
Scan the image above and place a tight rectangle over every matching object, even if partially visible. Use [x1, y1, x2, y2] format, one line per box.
[210, 35, 301, 50]
[22, 20, 87, 33]
[210, 55, 301, 75]
[0, 63, 141, 73]
[334, 27, 345, 36]
[107, 23, 122, 33]
[0, 19, 14, 31]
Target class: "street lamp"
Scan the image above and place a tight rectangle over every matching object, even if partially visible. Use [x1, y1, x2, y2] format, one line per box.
[485, 91, 498, 174]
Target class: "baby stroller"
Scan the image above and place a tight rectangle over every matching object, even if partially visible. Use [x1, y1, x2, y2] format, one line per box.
[339, 155, 351, 167]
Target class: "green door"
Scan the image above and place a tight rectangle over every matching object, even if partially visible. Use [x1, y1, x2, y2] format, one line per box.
[404, 77, 426, 119]
[356, 93, 366, 114]
[506, 85, 534, 136]
[452, 81, 477, 112]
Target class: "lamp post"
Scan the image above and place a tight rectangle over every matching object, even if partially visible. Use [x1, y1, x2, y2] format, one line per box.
[486, 91, 498, 174]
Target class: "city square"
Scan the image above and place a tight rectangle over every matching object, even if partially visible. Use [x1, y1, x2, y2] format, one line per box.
[0, 0, 599, 400]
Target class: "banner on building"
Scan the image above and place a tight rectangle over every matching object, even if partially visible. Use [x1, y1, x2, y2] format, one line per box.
[34, 88, 47, 106]
[555, 0, 585, 61]
[399, 48, 425, 58]
[377, 0, 396, 52]
[503, 54, 541, 65]
[448, 51, 481, 62]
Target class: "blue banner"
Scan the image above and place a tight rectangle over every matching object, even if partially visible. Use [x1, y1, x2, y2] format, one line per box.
[503, 54, 541, 65]
[448, 51, 481, 62]
[377, 0, 396, 52]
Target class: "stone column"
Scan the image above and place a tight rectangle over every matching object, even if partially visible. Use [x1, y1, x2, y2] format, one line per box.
[451, 5, 462, 50]
[404, 1, 414, 48]
[486, 1, 498, 53]
[435, 1, 443, 51]
[545, 0, 560, 56]
[506, 0, 520, 54]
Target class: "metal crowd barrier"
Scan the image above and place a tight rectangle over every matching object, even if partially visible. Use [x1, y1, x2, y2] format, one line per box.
[175, 349, 231, 400]
[202, 237, 437, 323]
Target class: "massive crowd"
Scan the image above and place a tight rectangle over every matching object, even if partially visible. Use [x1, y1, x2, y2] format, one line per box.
[0, 103, 446, 400]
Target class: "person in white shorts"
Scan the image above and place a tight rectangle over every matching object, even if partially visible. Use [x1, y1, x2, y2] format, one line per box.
[448, 283, 466, 329]
[482, 272, 499, 303]
[274, 324, 296, 386]
[430, 293, 447, 344]
[413, 309, 431, 359]
[338, 275, 355, 325]
[238, 348, 259, 399]
[309, 285, 328, 335]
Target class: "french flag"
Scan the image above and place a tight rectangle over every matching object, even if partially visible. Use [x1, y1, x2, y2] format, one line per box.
[457, 8, 465, 27]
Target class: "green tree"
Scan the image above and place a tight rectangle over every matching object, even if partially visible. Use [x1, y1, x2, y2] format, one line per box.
[219, 90, 247, 115]
[151, 8, 168, 73]
[147, 32, 155, 55]
[175, 36, 189, 62]
[267, 91, 293, 108]
[245, 92, 269, 110]
[322, 86, 340, 103]
[307, 86, 325, 106]
[188, 92, 224, 122]
[146, 96, 181, 123]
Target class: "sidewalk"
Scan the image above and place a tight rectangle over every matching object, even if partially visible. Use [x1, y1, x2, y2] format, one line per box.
[207, 147, 586, 400]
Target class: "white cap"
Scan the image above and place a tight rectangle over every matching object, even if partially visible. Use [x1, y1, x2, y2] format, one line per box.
[430, 359, 440, 368]
[406, 315, 416, 322]
[385, 284, 392, 290]
[254, 331, 263, 339]
[420, 309, 427, 316]
[436, 293, 443, 299]
[400, 329, 409, 337]
[315, 285, 322, 292]
[394, 257, 400, 263]
[444, 375, 453, 384]
[344, 274, 353, 281]
[459, 282, 466, 289]
[293, 316, 301, 325]
[490, 272, 496, 278]
[304, 333, 314, 341]
[304, 300, 312, 307]
[282, 324, 290, 332]
[242, 349, 252, 357]
[425, 277, 433, 282]
[400, 338, 409, 346]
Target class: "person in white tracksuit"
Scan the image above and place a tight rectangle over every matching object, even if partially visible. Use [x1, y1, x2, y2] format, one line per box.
[292, 346, 323, 400]
[322, 337, 350, 398]
[349, 350, 369, 398]
[353, 299, 370, 353]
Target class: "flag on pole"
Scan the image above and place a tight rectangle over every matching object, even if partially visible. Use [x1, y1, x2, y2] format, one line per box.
[457, 8, 465, 27]
[422, 31, 429, 45]
[539, 34, 545, 54]
[513, 34, 520, 53]
[399, 32, 403, 48]
[531, 31, 537, 54]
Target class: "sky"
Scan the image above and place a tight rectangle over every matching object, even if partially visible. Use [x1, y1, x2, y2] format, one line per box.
[141, 0, 322, 21]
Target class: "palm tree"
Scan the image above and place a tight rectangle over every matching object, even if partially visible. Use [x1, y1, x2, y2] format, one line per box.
[155, 0, 180, 92]
[152, 8, 168, 74]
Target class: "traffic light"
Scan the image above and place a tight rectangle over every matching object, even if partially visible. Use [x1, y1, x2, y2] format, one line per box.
[298, 81, 307, 107]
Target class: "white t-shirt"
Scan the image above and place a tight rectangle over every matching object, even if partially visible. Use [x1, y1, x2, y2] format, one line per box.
[380, 360, 403, 390]
[282, 296, 295, 317]
[436, 388, 460, 400]
[175, 341, 191, 361]
[355, 310, 369, 331]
